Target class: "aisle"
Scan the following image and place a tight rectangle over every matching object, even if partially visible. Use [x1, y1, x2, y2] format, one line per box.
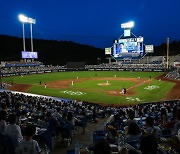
[51, 117, 108, 154]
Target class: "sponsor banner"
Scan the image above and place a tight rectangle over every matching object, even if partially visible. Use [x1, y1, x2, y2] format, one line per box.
[153, 69, 163, 72]
[118, 69, 124, 71]
[20, 72, 27, 75]
[2, 74, 11, 77]
[144, 69, 153, 71]
[30, 72, 37, 74]
[125, 68, 132, 71]
[44, 70, 52, 73]
[134, 69, 143, 71]
[52, 70, 58, 72]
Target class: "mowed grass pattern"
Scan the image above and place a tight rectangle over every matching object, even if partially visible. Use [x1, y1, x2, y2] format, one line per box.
[2, 71, 175, 105]
[3, 71, 162, 84]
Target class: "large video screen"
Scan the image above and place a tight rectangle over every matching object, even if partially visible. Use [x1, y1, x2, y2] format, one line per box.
[112, 37, 144, 59]
[21, 51, 38, 59]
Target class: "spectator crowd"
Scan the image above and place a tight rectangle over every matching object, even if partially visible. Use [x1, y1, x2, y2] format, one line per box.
[85, 63, 166, 70]
[1, 62, 167, 77]
[165, 70, 180, 80]
[0, 90, 180, 153]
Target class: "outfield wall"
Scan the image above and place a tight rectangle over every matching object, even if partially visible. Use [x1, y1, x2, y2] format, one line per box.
[1, 67, 166, 77]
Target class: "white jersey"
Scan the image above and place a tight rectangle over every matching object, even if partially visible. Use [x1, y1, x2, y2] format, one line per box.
[15, 139, 41, 154]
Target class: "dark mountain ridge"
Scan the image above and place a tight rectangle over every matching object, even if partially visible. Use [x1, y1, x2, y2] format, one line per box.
[0, 35, 179, 65]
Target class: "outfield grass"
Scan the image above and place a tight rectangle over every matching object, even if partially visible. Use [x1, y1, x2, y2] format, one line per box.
[2, 71, 175, 105]
[2, 71, 162, 84]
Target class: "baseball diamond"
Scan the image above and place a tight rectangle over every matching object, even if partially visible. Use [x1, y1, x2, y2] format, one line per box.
[3, 71, 179, 105]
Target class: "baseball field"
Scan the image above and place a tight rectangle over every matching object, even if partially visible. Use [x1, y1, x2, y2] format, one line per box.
[2, 71, 180, 105]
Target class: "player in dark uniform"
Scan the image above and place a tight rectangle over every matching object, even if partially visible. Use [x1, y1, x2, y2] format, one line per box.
[124, 88, 126, 94]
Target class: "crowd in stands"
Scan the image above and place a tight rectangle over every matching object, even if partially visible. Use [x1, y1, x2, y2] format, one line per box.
[100, 100, 180, 153]
[1, 62, 167, 77]
[165, 70, 180, 80]
[1, 65, 65, 75]
[0, 90, 180, 153]
[1, 61, 43, 67]
[0, 91, 106, 154]
[85, 63, 166, 70]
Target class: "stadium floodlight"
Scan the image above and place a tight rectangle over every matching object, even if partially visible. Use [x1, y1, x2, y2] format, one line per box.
[121, 21, 134, 29]
[18, 14, 36, 54]
[28, 17, 36, 24]
[29, 17, 36, 53]
[18, 14, 36, 24]
[18, 14, 28, 52]
[18, 14, 28, 23]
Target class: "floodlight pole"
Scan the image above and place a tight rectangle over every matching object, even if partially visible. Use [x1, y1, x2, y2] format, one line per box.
[30, 23, 34, 52]
[22, 22, 26, 51]
[166, 37, 169, 70]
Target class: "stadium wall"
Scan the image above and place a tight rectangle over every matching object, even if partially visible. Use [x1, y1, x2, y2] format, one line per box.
[2, 67, 166, 77]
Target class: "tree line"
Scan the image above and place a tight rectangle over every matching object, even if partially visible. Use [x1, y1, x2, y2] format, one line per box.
[0, 35, 179, 65]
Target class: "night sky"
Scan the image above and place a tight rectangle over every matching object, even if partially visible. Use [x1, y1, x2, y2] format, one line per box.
[1, 0, 180, 48]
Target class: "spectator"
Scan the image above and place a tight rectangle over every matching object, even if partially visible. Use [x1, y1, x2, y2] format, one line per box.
[13, 103, 21, 118]
[4, 114, 23, 147]
[125, 122, 141, 142]
[143, 116, 162, 138]
[125, 111, 137, 126]
[163, 106, 178, 129]
[0, 110, 7, 134]
[52, 107, 62, 120]
[15, 124, 41, 154]
[67, 112, 75, 128]
[45, 112, 59, 135]
[1, 103, 7, 112]
[173, 108, 180, 134]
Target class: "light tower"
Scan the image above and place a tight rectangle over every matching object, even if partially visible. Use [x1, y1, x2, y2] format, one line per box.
[18, 14, 36, 53]
[121, 21, 134, 37]
[18, 14, 28, 52]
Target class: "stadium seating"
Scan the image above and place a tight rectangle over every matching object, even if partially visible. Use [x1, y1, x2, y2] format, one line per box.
[0, 90, 180, 153]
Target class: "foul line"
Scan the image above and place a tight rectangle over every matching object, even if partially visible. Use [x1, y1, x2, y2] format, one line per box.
[127, 79, 150, 91]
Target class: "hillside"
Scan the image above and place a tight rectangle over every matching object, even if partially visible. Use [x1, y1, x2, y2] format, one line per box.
[0, 35, 105, 65]
[0, 35, 179, 65]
